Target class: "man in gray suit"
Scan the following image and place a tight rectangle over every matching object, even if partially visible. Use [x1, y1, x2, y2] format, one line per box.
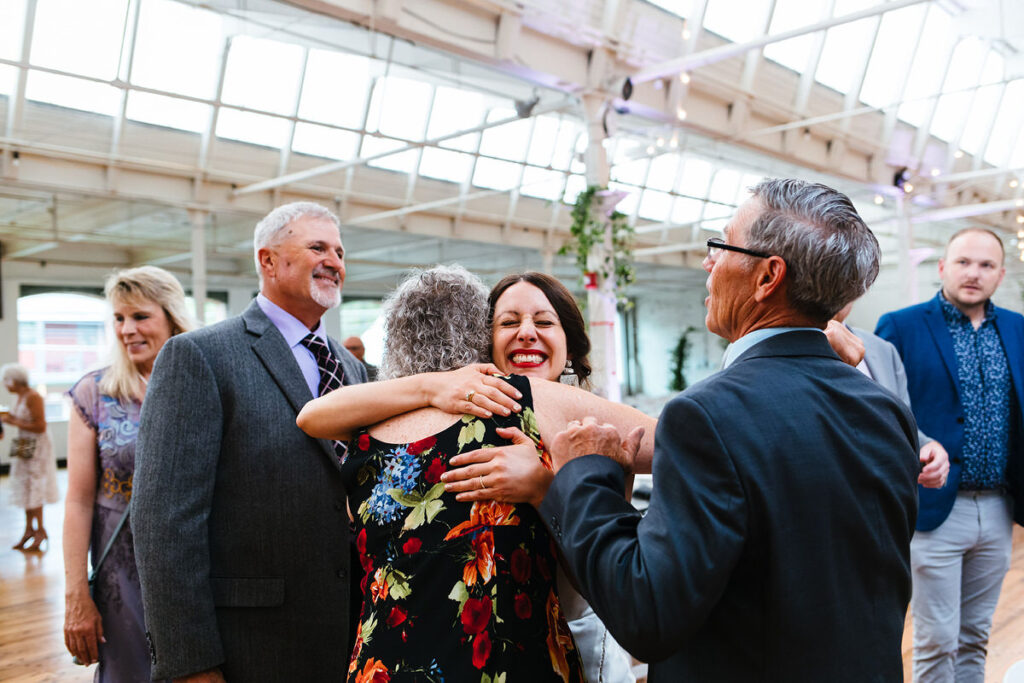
[831, 302, 949, 489]
[133, 202, 367, 682]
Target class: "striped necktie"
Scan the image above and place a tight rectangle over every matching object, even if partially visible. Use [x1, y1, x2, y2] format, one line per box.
[300, 333, 347, 462]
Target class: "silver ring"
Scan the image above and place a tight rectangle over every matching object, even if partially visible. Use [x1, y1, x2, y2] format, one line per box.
[466, 390, 476, 402]
[478, 476, 486, 490]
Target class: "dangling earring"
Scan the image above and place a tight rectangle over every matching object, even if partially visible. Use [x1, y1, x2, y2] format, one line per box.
[561, 359, 574, 376]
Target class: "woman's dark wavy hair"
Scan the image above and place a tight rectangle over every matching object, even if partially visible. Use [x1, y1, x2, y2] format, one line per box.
[487, 272, 592, 388]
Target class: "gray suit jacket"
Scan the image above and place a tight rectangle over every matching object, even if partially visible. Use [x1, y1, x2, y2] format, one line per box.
[852, 326, 930, 448]
[133, 301, 367, 681]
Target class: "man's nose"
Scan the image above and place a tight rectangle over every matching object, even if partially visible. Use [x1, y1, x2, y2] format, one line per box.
[703, 253, 714, 273]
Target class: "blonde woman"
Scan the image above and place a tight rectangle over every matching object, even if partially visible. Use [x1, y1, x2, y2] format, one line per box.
[63, 266, 194, 681]
[5, 362, 58, 552]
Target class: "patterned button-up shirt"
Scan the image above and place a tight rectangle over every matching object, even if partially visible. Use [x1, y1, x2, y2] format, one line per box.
[939, 292, 1011, 489]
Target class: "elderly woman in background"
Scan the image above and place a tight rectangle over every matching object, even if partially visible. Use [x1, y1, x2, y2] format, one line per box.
[298, 265, 654, 682]
[63, 266, 193, 680]
[6, 362, 58, 552]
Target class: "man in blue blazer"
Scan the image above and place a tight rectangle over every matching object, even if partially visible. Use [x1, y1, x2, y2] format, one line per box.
[133, 203, 367, 682]
[541, 179, 920, 681]
[876, 227, 1024, 683]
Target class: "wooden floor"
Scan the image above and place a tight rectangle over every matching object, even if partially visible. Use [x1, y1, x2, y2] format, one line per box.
[2, 471, 1024, 682]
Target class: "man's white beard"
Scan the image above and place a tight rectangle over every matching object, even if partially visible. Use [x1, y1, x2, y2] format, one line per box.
[311, 280, 341, 308]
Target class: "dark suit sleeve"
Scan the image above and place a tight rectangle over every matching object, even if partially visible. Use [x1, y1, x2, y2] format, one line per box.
[132, 335, 225, 677]
[539, 395, 746, 662]
[874, 313, 900, 351]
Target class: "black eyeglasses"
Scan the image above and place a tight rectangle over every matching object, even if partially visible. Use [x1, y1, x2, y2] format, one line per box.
[705, 237, 772, 262]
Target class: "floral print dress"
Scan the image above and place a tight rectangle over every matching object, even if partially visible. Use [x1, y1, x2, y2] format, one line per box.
[342, 374, 585, 683]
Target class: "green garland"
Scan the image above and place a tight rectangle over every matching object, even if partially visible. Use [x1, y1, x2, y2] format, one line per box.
[559, 185, 637, 308]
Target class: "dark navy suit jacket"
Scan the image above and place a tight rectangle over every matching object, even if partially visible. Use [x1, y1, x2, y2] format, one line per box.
[540, 331, 919, 681]
[875, 294, 1024, 531]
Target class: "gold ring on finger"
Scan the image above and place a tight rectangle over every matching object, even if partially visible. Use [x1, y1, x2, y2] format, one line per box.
[466, 390, 476, 402]
[478, 476, 487, 490]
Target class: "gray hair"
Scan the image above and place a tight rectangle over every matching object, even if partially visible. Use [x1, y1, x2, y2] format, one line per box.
[378, 265, 491, 380]
[746, 178, 880, 322]
[252, 202, 341, 280]
[1, 363, 29, 387]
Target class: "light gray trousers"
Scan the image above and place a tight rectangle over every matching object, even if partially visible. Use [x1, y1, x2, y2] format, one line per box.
[911, 491, 1013, 683]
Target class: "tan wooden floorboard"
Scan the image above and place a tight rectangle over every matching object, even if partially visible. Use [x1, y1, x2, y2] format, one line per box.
[2, 471, 1023, 682]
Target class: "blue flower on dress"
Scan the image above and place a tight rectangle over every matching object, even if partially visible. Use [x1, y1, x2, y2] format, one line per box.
[365, 446, 423, 525]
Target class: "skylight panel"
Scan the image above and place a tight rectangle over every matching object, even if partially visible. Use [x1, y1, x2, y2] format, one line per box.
[292, 123, 360, 160]
[365, 75, 432, 141]
[427, 87, 485, 152]
[958, 52, 1004, 155]
[647, 153, 681, 192]
[126, 91, 209, 133]
[708, 168, 741, 206]
[131, 0, 222, 99]
[521, 167, 566, 201]
[361, 135, 419, 173]
[611, 158, 650, 186]
[0, 0, 26, 62]
[472, 157, 522, 191]
[896, 5, 954, 127]
[419, 148, 473, 183]
[645, 0, 692, 17]
[31, 0, 127, 79]
[638, 189, 673, 221]
[677, 156, 713, 195]
[526, 116, 562, 167]
[702, 0, 768, 43]
[930, 38, 987, 142]
[814, 0, 876, 94]
[763, 0, 827, 73]
[221, 36, 303, 117]
[858, 4, 926, 110]
[563, 174, 587, 204]
[984, 80, 1024, 165]
[570, 133, 588, 174]
[25, 71, 121, 115]
[298, 50, 373, 130]
[671, 196, 704, 224]
[551, 120, 582, 171]
[608, 182, 639, 217]
[215, 107, 290, 148]
[0, 66, 16, 97]
[479, 108, 532, 162]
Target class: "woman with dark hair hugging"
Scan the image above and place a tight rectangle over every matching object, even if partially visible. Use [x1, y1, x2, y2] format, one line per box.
[299, 265, 654, 682]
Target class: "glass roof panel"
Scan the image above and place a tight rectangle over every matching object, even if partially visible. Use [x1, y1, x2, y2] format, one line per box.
[611, 157, 650, 186]
[0, 65, 16, 96]
[1010, 128, 1024, 169]
[638, 189, 673, 221]
[551, 121, 581, 171]
[479, 108, 532, 162]
[676, 156, 713, 195]
[126, 91, 209, 133]
[563, 174, 587, 204]
[215, 107, 290, 148]
[427, 86, 485, 152]
[526, 115, 562, 167]
[859, 4, 927, 110]
[608, 182, 639, 217]
[671, 196, 704, 224]
[419, 148, 473, 183]
[292, 123, 360, 160]
[958, 52, 1004, 155]
[814, 0, 876, 94]
[645, 0, 692, 17]
[131, 0, 222, 99]
[702, 0, 767, 43]
[930, 38, 987, 142]
[521, 167, 566, 201]
[985, 80, 1024, 165]
[472, 157, 522, 190]
[361, 135, 419, 173]
[221, 36, 303, 117]
[897, 5, 954, 127]
[707, 168, 741, 206]
[25, 71, 121, 115]
[299, 50, 373, 130]
[762, 0, 827, 73]
[647, 153, 681, 192]
[30, 0, 127, 79]
[570, 132, 588, 174]
[0, 0, 26, 62]
[366, 75, 432, 141]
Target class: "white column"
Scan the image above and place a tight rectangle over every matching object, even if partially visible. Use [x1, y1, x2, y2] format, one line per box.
[189, 209, 208, 325]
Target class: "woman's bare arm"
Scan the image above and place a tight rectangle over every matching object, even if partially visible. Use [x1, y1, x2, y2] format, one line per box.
[297, 364, 522, 442]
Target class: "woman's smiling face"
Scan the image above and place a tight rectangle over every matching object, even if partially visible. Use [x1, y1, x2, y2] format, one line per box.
[491, 282, 568, 382]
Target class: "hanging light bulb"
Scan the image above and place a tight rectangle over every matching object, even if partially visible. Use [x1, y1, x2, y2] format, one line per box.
[954, 150, 964, 159]
[676, 105, 687, 120]
[679, 72, 691, 85]
[1010, 178, 1020, 188]
[930, 168, 941, 177]
[1017, 214, 1024, 224]
[902, 182, 914, 193]
[874, 194, 884, 205]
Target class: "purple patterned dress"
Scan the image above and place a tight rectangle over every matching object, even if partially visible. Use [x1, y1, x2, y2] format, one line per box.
[68, 369, 160, 683]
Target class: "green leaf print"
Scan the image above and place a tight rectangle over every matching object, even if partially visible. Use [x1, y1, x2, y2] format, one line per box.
[388, 569, 412, 600]
[448, 580, 469, 613]
[519, 407, 539, 439]
[398, 483, 447, 532]
[360, 613, 378, 643]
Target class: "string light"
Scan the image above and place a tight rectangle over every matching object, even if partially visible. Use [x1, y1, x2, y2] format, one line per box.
[874, 194, 884, 205]
[679, 72, 691, 85]
[930, 168, 941, 177]
[676, 105, 687, 120]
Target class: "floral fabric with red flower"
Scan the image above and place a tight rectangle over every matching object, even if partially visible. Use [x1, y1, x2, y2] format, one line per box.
[341, 374, 584, 683]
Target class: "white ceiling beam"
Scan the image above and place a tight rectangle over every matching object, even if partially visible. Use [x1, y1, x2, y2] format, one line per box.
[5, 241, 59, 259]
[232, 100, 570, 197]
[630, 0, 931, 84]
[926, 166, 1024, 186]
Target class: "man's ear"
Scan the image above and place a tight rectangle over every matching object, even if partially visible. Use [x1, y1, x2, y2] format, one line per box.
[752, 256, 787, 303]
[257, 247, 275, 278]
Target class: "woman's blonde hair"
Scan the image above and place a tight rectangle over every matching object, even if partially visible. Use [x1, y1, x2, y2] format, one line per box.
[99, 266, 195, 401]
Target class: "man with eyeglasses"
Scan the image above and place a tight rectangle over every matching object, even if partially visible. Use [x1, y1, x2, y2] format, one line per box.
[539, 178, 920, 682]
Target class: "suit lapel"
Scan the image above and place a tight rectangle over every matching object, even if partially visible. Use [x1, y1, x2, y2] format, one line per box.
[922, 298, 963, 402]
[993, 309, 1024, 411]
[243, 302, 344, 466]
